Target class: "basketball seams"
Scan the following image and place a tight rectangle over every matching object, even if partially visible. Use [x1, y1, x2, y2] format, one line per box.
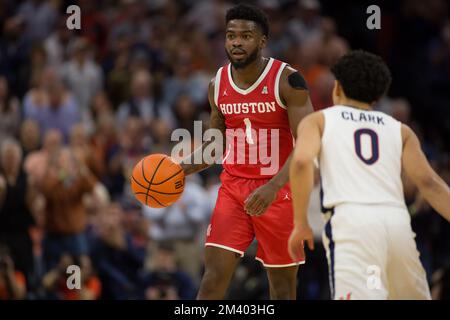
[151, 168, 183, 185]
[140, 159, 151, 184]
[132, 155, 185, 208]
[148, 188, 184, 195]
[135, 192, 166, 207]
[131, 175, 147, 190]
[144, 156, 166, 206]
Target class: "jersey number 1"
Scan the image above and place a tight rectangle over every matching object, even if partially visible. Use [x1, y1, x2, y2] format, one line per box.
[354, 128, 379, 165]
[244, 118, 254, 144]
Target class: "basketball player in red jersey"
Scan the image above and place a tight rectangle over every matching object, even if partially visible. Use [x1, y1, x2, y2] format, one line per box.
[181, 4, 314, 299]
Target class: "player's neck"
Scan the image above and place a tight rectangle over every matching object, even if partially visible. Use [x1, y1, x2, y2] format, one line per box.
[338, 98, 373, 111]
[231, 56, 268, 86]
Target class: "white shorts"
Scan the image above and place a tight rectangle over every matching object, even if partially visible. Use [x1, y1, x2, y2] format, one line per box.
[322, 203, 431, 300]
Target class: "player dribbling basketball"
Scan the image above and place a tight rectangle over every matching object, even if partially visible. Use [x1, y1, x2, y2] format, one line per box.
[180, 4, 314, 300]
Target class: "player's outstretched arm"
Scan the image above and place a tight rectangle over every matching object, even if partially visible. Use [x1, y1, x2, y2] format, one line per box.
[288, 112, 323, 260]
[180, 79, 226, 176]
[401, 124, 450, 222]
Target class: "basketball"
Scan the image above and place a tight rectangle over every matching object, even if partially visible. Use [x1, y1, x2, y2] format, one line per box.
[130, 154, 185, 208]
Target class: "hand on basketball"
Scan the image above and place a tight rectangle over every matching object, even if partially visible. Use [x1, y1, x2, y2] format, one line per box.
[244, 182, 278, 216]
[288, 225, 314, 261]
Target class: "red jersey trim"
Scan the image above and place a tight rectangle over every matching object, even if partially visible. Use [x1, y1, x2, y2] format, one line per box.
[227, 58, 274, 95]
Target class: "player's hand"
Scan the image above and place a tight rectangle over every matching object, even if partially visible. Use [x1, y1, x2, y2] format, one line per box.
[288, 225, 314, 261]
[244, 182, 278, 216]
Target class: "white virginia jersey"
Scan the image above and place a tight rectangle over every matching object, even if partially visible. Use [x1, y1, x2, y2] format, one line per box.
[320, 105, 405, 210]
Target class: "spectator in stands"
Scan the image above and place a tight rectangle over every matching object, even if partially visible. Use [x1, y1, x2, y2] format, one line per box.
[148, 118, 172, 155]
[44, 17, 75, 68]
[90, 202, 145, 299]
[143, 175, 209, 283]
[24, 129, 62, 190]
[20, 120, 41, 157]
[428, 20, 450, 94]
[0, 244, 27, 300]
[162, 47, 208, 109]
[23, 69, 80, 142]
[69, 123, 103, 180]
[18, 44, 48, 99]
[91, 91, 114, 123]
[317, 17, 349, 67]
[60, 37, 103, 133]
[42, 253, 101, 300]
[173, 94, 200, 133]
[78, 0, 109, 60]
[92, 120, 121, 199]
[142, 242, 196, 300]
[120, 199, 150, 252]
[184, 0, 231, 37]
[105, 49, 131, 110]
[287, 0, 322, 44]
[0, 76, 21, 142]
[309, 70, 334, 110]
[116, 69, 173, 129]
[39, 147, 97, 271]
[16, 0, 57, 44]
[0, 139, 36, 286]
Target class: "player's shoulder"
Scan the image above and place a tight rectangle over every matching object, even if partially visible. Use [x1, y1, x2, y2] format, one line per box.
[299, 110, 325, 129]
[209, 64, 227, 90]
[400, 123, 415, 145]
[278, 63, 309, 92]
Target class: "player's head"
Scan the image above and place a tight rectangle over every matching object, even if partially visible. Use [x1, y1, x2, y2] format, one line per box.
[330, 50, 392, 106]
[225, 4, 269, 69]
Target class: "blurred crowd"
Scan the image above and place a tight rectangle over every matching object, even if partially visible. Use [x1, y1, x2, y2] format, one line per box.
[0, 0, 449, 300]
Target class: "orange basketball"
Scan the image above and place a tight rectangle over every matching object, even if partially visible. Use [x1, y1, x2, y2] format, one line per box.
[130, 154, 185, 208]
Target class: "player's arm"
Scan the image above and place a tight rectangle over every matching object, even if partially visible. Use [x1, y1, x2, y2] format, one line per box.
[270, 67, 314, 188]
[180, 79, 226, 176]
[401, 124, 450, 222]
[244, 67, 314, 216]
[288, 112, 324, 260]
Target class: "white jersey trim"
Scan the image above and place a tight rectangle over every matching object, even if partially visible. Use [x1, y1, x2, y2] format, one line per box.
[205, 242, 244, 257]
[227, 57, 274, 95]
[275, 62, 288, 109]
[214, 67, 223, 107]
[255, 257, 305, 268]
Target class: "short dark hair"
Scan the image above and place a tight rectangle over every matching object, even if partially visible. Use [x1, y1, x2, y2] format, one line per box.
[331, 50, 392, 103]
[225, 4, 269, 37]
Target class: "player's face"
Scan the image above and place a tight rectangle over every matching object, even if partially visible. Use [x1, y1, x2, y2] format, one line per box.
[225, 20, 266, 69]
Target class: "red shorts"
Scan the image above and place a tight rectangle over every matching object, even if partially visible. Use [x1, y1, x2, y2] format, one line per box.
[205, 171, 305, 267]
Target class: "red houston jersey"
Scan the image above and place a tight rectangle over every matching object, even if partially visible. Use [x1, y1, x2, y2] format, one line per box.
[214, 58, 293, 179]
